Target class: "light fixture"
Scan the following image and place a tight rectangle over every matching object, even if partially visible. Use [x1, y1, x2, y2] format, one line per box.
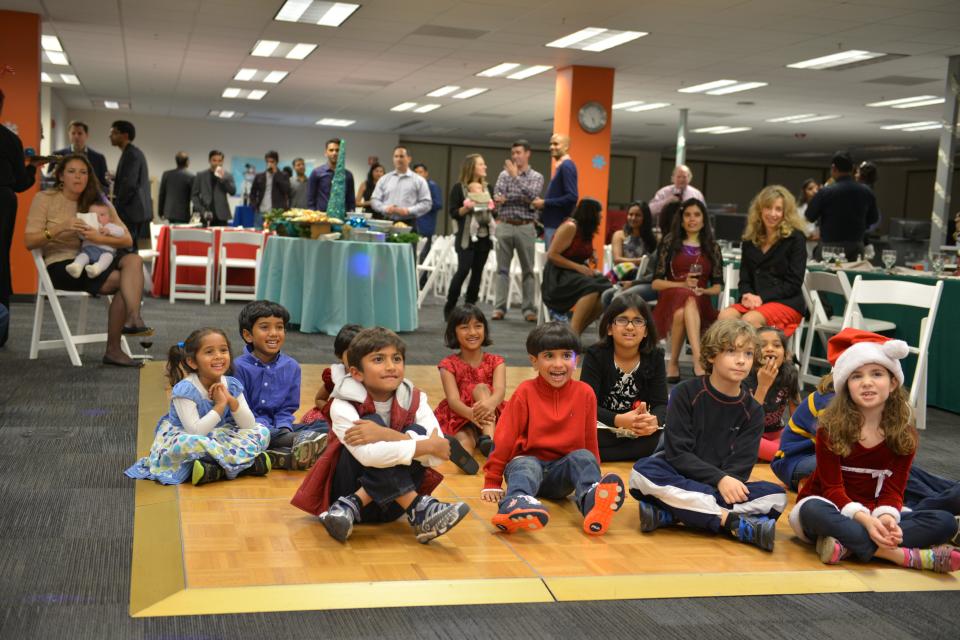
[40, 72, 52, 83]
[506, 65, 552, 80]
[787, 49, 886, 70]
[692, 125, 752, 135]
[234, 68, 257, 81]
[476, 63, 521, 77]
[705, 81, 767, 95]
[679, 79, 737, 93]
[222, 87, 241, 98]
[41, 35, 63, 52]
[612, 101, 644, 110]
[233, 69, 289, 83]
[316, 118, 356, 126]
[880, 121, 939, 130]
[391, 102, 417, 112]
[264, 71, 288, 84]
[222, 87, 266, 100]
[413, 103, 441, 113]
[452, 87, 487, 99]
[251, 40, 317, 60]
[625, 102, 671, 112]
[901, 123, 942, 132]
[765, 113, 840, 124]
[208, 110, 244, 119]
[45, 51, 69, 66]
[274, 1, 359, 27]
[427, 85, 460, 97]
[546, 27, 647, 52]
[867, 95, 945, 109]
[60, 74, 79, 85]
[247, 89, 267, 100]
[787, 114, 841, 123]
[891, 98, 945, 109]
[104, 101, 120, 109]
[765, 113, 817, 123]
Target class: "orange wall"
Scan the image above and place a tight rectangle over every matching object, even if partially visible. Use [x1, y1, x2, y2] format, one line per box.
[552, 65, 614, 269]
[1, 10, 41, 295]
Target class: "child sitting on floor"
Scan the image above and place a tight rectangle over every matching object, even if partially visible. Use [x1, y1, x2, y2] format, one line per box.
[434, 304, 506, 474]
[789, 329, 960, 572]
[301, 323, 363, 426]
[481, 322, 626, 536]
[65, 202, 125, 278]
[744, 326, 800, 462]
[125, 328, 271, 486]
[291, 327, 470, 544]
[233, 300, 327, 471]
[630, 319, 788, 551]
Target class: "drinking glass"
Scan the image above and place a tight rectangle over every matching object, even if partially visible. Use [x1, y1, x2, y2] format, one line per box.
[689, 263, 703, 281]
[882, 249, 897, 272]
[821, 246, 835, 264]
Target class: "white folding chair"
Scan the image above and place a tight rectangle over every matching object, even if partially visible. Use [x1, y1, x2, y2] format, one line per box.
[719, 262, 739, 309]
[602, 244, 613, 272]
[536, 247, 550, 325]
[417, 235, 454, 308]
[169, 227, 215, 304]
[842, 275, 943, 430]
[218, 230, 264, 304]
[138, 222, 164, 283]
[799, 270, 895, 387]
[478, 237, 498, 305]
[29, 249, 134, 366]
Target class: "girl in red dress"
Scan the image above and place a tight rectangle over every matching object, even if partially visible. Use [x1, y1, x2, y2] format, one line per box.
[434, 304, 506, 459]
[652, 198, 724, 381]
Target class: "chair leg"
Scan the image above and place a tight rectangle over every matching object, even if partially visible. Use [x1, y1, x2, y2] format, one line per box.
[29, 291, 45, 359]
[219, 263, 226, 304]
[48, 290, 82, 366]
[75, 295, 88, 356]
[169, 261, 176, 303]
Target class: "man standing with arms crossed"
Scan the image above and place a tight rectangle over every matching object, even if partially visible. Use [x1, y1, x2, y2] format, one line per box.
[532, 134, 577, 249]
[492, 139, 543, 321]
[371, 145, 431, 224]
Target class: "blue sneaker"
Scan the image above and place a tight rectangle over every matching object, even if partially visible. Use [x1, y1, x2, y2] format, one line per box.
[408, 496, 470, 544]
[638, 500, 674, 532]
[735, 514, 776, 551]
[319, 496, 361, 543]
[492, 495, 550, 534]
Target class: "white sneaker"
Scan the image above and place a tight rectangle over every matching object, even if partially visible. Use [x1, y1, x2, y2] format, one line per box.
[85, 264, 103, 278]
[65, 263, 84, 278]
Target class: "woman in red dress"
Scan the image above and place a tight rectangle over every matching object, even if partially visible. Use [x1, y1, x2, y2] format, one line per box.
[652, 198, 723, 381]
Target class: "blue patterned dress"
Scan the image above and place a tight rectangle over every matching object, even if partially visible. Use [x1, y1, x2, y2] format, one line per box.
[125, 375, 271, 485]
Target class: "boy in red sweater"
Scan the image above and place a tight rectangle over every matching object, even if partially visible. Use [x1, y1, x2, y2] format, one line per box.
[481, 322, 625, 535]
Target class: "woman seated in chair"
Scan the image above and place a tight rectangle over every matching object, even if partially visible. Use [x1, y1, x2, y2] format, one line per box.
[24, 154, 151, 367]
[651, 198, 723, 381]
[602, 200, 658, 308]
[717, 185, 807, 338]
[540, 198, 612, 336]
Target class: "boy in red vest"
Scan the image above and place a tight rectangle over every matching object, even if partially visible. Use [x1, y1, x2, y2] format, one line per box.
[291, 327, 469, 543]
[481, 322, 626, 536]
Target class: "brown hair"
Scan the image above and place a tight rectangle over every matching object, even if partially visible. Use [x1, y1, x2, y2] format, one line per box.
[166, 328, 233, 386]
[699, 319, 759, 374]
[347, 327, 406, 371]
[819, 374, 916, 458]
[741, 185, 806, 247]
[458, 154, 486, 188]
[50, 154, 105, 211]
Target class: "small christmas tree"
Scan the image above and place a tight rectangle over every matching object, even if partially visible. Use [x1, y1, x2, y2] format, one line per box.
[326, 138, 347, 219]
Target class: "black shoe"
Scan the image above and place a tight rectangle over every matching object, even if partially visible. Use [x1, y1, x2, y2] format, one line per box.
[408, 496, 470, 544]
[267, 448, 293, 470]
[477, 435, 493, 457]
[191, 459, 225, 486]
[445, 435, 479, 474]
[238, 452, 271, 477]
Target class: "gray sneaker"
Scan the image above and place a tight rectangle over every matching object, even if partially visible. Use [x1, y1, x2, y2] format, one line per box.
[319, 497, 359, 543]
[292, 431, 328, 470]
[408, 496, 470, 544]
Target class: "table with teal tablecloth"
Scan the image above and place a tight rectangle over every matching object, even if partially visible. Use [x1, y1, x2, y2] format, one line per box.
[256, 236, 418, 334]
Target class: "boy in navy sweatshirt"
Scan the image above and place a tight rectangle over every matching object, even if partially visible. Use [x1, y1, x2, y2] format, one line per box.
[629, 319, 787, 551]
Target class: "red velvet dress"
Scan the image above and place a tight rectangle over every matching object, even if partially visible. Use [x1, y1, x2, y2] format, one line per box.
[652, 243, 720, 339]
[434, 352, 506, 435]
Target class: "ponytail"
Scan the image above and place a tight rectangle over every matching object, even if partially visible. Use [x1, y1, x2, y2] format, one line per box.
[165, 327, 232, 386]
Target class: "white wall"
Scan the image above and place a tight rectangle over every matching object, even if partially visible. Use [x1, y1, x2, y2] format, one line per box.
[41, 88, 69, 154]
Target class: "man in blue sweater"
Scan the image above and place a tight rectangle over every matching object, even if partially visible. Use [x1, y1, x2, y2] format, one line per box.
[532, 134, 578, 248]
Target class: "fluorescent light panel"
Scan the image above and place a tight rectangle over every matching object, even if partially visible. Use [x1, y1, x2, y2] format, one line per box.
[274, 1, 359, 27]
[263, 71, 289, 83]
[903, 123, 942, 132]
[40, 72, 52, 83]
[584, 31, 647, 52]
[452, 87, 487, 99]
[104, 101, 119, 109]
[234, 68, 257, 81]
[705, 81, 767, 95]
[222, 87, 266, 100]
[880, 121, 938, 130]
[41, 35, 63, 52]
[391, 102, 417, 112]
[222, 87, 241, 98]
[692, 125, 751, 134]
[251, 40, 317, 60]
[506, 65, 552, 80]
[247, 89, 267, 100]
[626, 102, 670, 112]
[413, 103, 441, 113]
[427, 85, 460, 97]
[766, 113, 840, 123]
[60, 74, 79, 85]
[867, 95, 938, 108]
[612, 101, 644, 110]
[477, 63, 520, 77]
[316, 118, 355, 126]
[788, 114, 841, 123]
[208, 110, 244, 119]
[678, 79, 737, 93]
[787, 49, 886, 70]
[45, 51, 69, 66]
[546, 27, 647, 52]
[546, 27, 606, 49]
[892, 98, 945, 109]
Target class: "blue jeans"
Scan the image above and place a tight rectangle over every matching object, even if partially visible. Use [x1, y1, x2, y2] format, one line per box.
[798, 499, 956, 562]
[503, 450, 600, 514]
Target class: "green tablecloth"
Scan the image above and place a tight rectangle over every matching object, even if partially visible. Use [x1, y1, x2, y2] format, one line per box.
[256, 237, 418, 334]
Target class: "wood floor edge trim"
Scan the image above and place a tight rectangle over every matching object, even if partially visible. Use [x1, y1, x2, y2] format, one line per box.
[129, 578, 556, 618]
[129, 497, 187, 616]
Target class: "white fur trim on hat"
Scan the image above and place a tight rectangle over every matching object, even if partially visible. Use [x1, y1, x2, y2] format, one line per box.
[832, 339, 909, 391]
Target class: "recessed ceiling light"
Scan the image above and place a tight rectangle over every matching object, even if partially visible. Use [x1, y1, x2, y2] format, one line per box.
[477, 63, 521, 77]
[41, 35, 63, 52]
[45, 51, 69, 66]
[546, 27, 647, 52]
[787, 114, 841, 123]
[414, 103, 441, 113]
[286, 43, 318, 60]
[316, 118, 356, 126]
[766, 113, 840, 124]
[546, 27, 606, 49]
[891, 97, 944, 109]
[678, 80, 738, 94]
[626, 102, 671, 112]
[274, 1, 359, 27]
[234, 68, 257, 81]
[263, 71, 289, 84]
[506, 65, 552, 80]
[60, 74, 79, 85]
[427, 85, 460, 97]
[252, 40, 280, 57]
[787, 49, 886, 70]
[251, 40, 317, 60]
[104, 101, 120, 109]
[880, 121, 939, 130]
[40, 72, 52, 83]
[247, 89, 267, 100]
[452, 87, 488, 99]
[222, 87, 241, 98]
[692, 125, 752, 135]
[766, 113, 817, 123]
[391, 102, 417, 112]
[218, 111, 235, 118]
[612, 101, 644, 110]
[867, 95, 939, 108]
[705, 81, 767, 95]
[208, 110, 244, 119]
[901, 123, 942, 132]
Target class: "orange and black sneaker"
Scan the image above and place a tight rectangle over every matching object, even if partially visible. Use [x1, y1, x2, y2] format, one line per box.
[491, 495, 550, 533]
[582, 473, 625, 536]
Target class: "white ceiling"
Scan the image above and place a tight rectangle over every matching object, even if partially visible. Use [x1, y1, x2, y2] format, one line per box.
[8, 0, 960, 160]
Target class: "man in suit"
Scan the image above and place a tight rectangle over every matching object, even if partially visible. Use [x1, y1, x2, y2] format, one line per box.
[49, 120, 109, 190]
[158, 151, 195, 223]
[250, 150, 291, 215]
[191, 149, 236, 225]
[109, 120, 152, 250]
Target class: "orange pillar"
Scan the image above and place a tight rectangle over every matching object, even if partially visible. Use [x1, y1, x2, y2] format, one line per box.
[1, 11, 42, 295]
[552, 65, 614, 269]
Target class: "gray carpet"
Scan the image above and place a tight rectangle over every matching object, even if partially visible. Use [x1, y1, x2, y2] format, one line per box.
[2, 295, 960, 639]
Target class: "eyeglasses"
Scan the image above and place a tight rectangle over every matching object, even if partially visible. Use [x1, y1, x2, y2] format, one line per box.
[613, 317, 646, 328]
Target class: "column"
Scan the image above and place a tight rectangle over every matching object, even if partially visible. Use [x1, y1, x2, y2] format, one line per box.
[930, 55, 959, 254]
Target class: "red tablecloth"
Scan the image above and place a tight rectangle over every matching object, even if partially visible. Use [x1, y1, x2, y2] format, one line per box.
[151, 226, 269, 298]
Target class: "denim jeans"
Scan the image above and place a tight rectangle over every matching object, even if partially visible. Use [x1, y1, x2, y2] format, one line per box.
[503, 449, 600, 514]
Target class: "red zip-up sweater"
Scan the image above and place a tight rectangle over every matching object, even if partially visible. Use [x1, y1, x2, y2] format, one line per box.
[483, 375, 599, 490]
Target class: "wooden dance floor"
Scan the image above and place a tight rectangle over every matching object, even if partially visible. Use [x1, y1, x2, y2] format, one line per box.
[130, 363, 960, 617]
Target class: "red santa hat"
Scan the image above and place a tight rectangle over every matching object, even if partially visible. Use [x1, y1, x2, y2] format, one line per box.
[827, 328, 909, 391]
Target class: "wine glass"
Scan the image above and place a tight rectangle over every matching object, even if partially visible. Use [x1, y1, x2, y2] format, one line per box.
[882, 249, 897, 272]
[688, 263, 703, 286]
[821, 246, 835, 264]
[931, 251, 945, 277]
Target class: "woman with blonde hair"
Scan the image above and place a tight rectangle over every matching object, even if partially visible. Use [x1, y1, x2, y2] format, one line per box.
[444, 153, 495, 319]
[717, 185, 806, 336]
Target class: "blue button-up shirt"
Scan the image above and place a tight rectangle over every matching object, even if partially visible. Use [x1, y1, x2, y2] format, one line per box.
[232, 345, 301, 434]
[417, 179, 443, 237]
[307, 164, 356, 212]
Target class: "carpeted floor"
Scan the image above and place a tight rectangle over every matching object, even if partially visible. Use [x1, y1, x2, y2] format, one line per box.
[2, 295, 960, 639]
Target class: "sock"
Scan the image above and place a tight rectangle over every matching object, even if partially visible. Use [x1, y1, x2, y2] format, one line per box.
[405, 494, 425, 518]
[340, 493, 363, 522]
[722, 512, 741, 532]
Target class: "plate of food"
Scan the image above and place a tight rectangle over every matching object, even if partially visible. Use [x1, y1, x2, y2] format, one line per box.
[366, 219, 394, 232]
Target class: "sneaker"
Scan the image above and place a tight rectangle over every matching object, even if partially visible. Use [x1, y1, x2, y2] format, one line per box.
[477, 435, 493, 457]
[583, 473, 625, 536]
[951, 516, 960, 547]
[237, 452, 271, 477]
[735, 514, 777, 552]
[491, 495, 550, 534]
[319, 497, 360, 543]
[408, 495, 470, 544]
[816, 536, 850, 565]
[65, 262, 84, 278]
[267, 448, 294, 470]
[638, 500, 674, 532]
[291, 431, 328, 470]
[445, 435, 479, 475]
[191, 459, 224, 486]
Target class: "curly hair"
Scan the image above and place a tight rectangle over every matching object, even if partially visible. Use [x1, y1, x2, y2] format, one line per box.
[754, 326, 800, 406]
[741, 185, 806, 247]
[699, 319, 759, 374]
[819, 377, 916, 458]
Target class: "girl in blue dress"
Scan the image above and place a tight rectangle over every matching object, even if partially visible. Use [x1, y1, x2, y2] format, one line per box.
[125, 327, 272, 486]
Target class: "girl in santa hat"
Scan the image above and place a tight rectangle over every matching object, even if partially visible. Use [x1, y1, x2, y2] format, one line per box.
[788, 328, 960, 572]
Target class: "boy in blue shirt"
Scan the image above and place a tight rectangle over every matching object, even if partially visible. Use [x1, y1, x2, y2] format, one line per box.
[234, 300, 327, 470]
